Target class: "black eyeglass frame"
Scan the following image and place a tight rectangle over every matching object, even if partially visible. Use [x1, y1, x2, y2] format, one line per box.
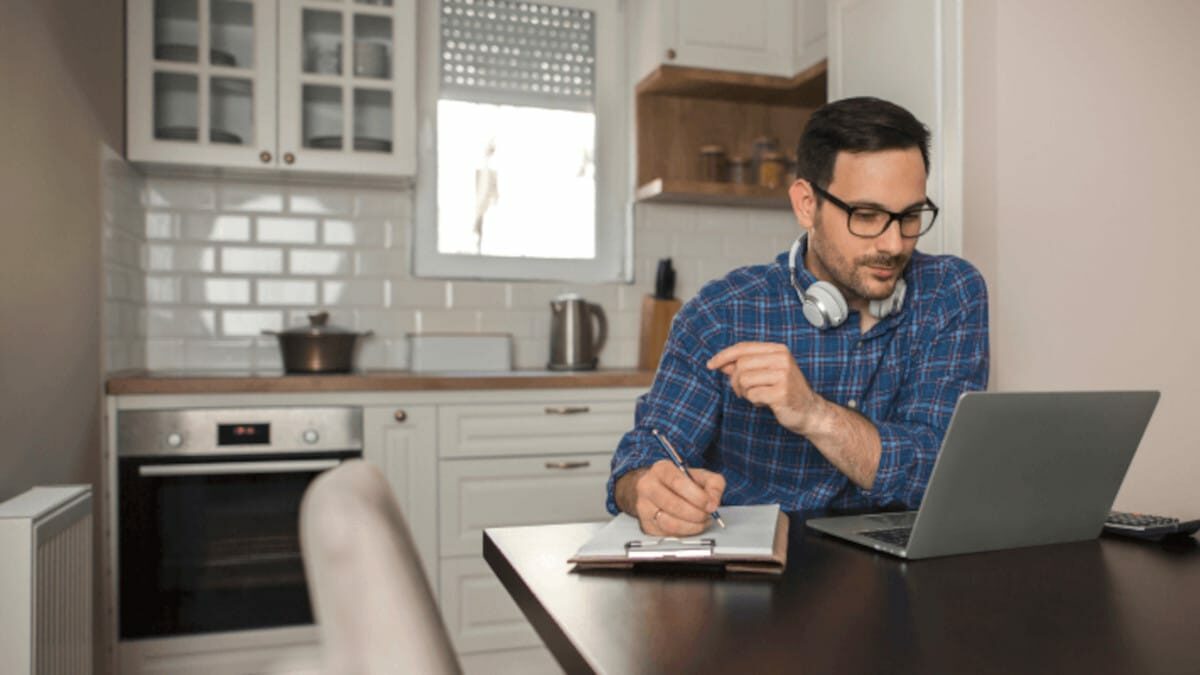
[809, 182, 940, 239]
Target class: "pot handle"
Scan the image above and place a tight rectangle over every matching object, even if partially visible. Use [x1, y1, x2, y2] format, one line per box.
[361, 330, 375, 338]
[589, 302, 607, 356]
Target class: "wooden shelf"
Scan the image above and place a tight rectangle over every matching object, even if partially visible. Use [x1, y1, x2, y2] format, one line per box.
[635, 178, 791, 209]
[637, 60, 827, 108]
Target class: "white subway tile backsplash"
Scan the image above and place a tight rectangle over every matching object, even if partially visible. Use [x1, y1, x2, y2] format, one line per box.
[219, 183, 285, 212]
[288, 188, 355, 215]
[257, 279, 318, 305]
[109, 171, 791, 372]
[144, 180, 216, 210]
[144, 307, 217, 337]
[289, 249, 350, 275]
[146, 244, 217, 272]
[188, 277, 252, 305]
[257, 216, 319, 244]
[322, 280, 386, 306]
[223, 247, 284, 274]
[183, 213, 251, 241]
[222, 309, 284, 336]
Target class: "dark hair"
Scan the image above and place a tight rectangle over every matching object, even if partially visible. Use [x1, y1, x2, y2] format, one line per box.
[796, 97, 931, 191]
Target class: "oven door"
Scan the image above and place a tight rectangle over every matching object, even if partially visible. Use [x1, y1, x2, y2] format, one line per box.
[118, 450, 359, 639]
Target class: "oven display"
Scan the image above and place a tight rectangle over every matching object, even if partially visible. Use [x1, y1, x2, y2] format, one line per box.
[217, 423, 271, 445]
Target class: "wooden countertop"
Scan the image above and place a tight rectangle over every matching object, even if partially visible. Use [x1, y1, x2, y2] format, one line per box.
[106, 369, 656, 395]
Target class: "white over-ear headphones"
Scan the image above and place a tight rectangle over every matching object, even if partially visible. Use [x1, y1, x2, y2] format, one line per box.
[787, 233, 907, 329]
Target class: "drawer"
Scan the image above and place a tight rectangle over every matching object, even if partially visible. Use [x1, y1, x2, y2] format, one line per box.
[439, 454, 612, 557]
[440, 557, 541, 654]
[438, 400, 635, 459]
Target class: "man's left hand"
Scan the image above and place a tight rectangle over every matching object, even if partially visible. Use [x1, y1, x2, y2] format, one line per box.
[707, 342, 825, 436]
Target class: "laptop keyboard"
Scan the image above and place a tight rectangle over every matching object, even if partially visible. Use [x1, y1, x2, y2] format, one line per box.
[860, 527, 912, 548]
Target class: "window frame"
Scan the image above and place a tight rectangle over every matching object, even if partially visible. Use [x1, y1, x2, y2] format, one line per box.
[412, 0, 632, 282]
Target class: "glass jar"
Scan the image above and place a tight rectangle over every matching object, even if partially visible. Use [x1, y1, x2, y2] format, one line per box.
[751, 136, 780, 177]
[727, 155, 753, 185]
[758, 151, 786, 189]
[699, 144, 728, 182]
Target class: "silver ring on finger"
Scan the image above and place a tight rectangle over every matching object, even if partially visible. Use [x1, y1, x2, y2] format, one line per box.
[653, 508, 663, 523]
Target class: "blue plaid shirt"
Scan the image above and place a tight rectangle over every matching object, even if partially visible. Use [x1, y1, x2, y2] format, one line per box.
[607, 243, 989, 514]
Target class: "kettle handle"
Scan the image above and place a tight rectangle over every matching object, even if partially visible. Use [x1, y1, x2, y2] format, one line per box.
[589, 302, 607, 357]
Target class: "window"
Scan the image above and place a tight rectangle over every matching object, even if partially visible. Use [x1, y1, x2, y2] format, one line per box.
[413, 0, 630, 282]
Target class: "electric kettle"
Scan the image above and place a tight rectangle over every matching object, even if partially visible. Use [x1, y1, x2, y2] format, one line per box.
[548, 293, 607, 370]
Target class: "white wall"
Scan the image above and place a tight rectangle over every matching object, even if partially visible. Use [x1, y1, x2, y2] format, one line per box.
[963, 0, 1200, 515]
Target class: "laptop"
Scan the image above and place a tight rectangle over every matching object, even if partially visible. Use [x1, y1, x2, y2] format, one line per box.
[805, 390, 1160, 559]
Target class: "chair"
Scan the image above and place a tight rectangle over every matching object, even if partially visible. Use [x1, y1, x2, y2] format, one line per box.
[300, 460, 460, 675]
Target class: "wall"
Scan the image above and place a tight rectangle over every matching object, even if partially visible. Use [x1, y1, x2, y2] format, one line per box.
[963, 0, 1200, 514]
[124, 176, 799, 372]
[0, 0, 121, 500]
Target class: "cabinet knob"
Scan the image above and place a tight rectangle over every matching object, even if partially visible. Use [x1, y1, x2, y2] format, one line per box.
[666, 48, 676, 60]
[284, 152, 296, 165]
[259, 150, 272, 163]
[544, 405, 590, 415]
[393, 409, 407, 423]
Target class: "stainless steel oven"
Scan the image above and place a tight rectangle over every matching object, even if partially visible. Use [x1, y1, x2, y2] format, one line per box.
[116, 407, 362, 641]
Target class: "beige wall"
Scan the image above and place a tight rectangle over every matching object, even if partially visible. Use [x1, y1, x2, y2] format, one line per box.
[963, 0, 1200, 514]
[0, 0, 122, 501]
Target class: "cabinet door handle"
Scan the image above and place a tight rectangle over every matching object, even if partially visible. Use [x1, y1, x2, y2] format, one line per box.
[544, 405, 590, 415]
[393, 409, 407, 422]
[666, 48, 676, 60]
[259, 150, 272, 163]
[545, 460, 590, 470]
[284, 152, 296, 165]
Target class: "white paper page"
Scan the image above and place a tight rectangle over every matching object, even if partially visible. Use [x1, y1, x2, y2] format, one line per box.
[573, 504, 780, 559]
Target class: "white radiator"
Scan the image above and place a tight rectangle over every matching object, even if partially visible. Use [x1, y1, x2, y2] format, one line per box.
[0, 485, 93, 675]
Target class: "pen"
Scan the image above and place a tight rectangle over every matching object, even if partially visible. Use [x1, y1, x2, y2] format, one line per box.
[650, 428, 726, 528]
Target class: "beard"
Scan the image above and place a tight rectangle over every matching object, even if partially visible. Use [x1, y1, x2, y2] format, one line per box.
[808, 215, 910, 302]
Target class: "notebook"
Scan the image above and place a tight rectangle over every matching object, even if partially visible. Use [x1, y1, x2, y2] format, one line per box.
[569, 504, 788, 575]
[806, 390, 1160, 559]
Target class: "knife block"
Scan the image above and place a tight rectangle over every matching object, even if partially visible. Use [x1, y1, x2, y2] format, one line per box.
[637, 295, 682, 371]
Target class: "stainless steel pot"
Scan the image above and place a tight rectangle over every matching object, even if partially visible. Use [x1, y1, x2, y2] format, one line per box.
[263, 312, 373, 374]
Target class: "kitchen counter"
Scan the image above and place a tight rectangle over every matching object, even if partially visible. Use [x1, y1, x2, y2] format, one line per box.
[105, 368, 656, 395]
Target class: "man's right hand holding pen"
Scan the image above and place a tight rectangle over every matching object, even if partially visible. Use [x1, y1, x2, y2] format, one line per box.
[613, 450, 726, 537]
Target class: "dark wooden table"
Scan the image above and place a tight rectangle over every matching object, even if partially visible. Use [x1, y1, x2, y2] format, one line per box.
[483, 513, 1200, 674]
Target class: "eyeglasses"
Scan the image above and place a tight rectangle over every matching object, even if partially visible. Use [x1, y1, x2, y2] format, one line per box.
[810, 183, 939, 239]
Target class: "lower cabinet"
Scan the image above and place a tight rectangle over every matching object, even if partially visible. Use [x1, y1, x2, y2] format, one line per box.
[362, 388, 639, 673]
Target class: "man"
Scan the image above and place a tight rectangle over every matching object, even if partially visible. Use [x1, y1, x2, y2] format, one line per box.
[607, 97, 989, 537]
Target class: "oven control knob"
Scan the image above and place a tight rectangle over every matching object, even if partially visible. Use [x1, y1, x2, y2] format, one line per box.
[166, 432, 183, 448]
[302, 429, 320, 445]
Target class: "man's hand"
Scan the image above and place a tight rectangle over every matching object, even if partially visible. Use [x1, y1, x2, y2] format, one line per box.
[614, 460, 726, 536]
[707, 342, 826, 436]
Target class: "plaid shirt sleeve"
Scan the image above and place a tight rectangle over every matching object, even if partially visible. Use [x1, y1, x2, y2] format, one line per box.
[605, 288, 728, 515]
[854, 260, 990, 509]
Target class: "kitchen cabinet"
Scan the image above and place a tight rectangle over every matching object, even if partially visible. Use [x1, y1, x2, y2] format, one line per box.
[362, 404, 438, 588]
[632, 0, 827, 80]
[127, 0, 416, 178]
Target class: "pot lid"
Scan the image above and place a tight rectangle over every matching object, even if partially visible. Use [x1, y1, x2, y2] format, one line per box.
[278, 311, 357, 336]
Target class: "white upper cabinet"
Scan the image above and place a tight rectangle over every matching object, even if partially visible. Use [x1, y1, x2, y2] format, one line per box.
[632, 0, 826, 80]
[127, 0, 415, 178]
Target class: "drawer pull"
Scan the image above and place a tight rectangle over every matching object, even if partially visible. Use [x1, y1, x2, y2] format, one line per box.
[545, 460, 591, 470]
[544, 405, 591, 415]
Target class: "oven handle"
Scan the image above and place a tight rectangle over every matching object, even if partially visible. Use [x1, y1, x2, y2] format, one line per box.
[137, 459, 343, 478]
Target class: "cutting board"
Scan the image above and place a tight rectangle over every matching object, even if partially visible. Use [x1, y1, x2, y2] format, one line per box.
[637, 295, 681, 371]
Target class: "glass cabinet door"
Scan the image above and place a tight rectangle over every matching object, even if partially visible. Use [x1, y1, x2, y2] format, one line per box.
[277, 0, 416, 176]
[128, 0, 277, 167]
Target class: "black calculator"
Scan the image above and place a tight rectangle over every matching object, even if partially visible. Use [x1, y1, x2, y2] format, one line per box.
[1103, 511, 1200, 541]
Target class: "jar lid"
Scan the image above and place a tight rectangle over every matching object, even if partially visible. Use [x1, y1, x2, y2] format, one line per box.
[699, 144, 725, 154]
[762, 151, 786, 160]
[728, 155, 750, 165]
[752, 136, 779, 145]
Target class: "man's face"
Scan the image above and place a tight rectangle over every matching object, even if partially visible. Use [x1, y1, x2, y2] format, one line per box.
[796, 148, 926, 305]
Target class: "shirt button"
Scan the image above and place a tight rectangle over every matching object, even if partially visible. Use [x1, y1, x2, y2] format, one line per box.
[847, 399, 858, 409]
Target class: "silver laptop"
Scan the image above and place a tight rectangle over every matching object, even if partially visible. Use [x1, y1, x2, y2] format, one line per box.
[806, 391, 1160, 559]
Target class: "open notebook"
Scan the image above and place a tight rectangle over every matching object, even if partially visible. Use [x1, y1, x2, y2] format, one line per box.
[569, 504, 788, 575]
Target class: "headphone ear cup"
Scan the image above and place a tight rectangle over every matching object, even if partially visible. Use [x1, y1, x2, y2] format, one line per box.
[803, 281, 849, 329]
[868, 278, 908, 319]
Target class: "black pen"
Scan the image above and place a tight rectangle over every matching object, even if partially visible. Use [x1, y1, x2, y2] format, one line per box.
[650, 428, 726, 528]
